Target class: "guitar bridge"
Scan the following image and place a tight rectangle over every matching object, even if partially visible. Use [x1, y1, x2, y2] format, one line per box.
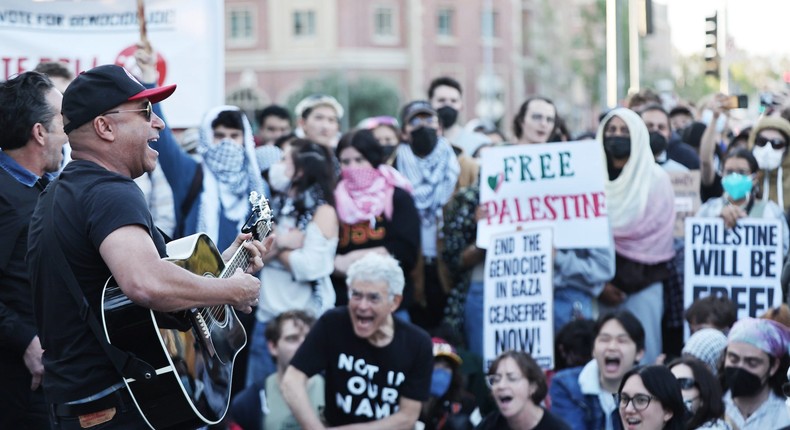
[190, 310, 216, 358]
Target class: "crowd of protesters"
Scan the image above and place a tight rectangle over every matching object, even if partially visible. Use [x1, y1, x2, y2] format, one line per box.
[5, 42, 790, 430]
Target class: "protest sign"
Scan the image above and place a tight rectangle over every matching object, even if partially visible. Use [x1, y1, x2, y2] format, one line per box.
[0, 0, 223, 128]
[670, 171, 701, 238]
[476, 141, 609, 249]
[684, 217, 783, 321]
[483, 227, 554, 371]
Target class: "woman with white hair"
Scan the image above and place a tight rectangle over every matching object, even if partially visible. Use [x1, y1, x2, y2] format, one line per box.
[596, 108, 676, 364]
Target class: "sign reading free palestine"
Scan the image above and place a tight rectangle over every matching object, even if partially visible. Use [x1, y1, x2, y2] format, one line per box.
[476, 141, 611, 249]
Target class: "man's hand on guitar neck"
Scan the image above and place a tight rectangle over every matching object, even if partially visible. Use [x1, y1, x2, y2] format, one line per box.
[221, 232, 274, 275]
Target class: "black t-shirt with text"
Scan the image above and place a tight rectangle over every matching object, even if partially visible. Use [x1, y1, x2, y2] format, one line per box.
[290, 306, 432, 426]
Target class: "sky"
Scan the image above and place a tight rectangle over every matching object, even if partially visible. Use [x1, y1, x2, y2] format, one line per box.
[657, 0, 790, 58]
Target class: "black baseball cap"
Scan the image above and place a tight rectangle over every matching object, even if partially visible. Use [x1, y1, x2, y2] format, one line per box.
[399, 100, 436, 130]
[62, 64, 176, 134]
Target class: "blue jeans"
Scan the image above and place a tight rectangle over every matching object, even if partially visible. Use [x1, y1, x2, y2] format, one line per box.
[464, 280, 484, 359]
[553, 287, 594, 333]
[245, 320, 277, 388]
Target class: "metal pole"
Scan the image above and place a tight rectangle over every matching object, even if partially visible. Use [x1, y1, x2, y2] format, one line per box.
[628, 0, 640, 94]
[606, 0, 618, 107]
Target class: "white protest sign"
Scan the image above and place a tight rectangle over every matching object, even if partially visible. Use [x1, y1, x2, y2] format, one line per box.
[684, 217, 783, 320]
[476, 141, 609, 249]
[483, 228, 554, 371]
[0, 0, 223, 128]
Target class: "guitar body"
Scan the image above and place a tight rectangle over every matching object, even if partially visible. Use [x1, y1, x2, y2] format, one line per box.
[102, 233, 246, 429]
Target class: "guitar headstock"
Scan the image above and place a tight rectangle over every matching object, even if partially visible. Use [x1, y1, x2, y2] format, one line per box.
[248, 191, 273, 241]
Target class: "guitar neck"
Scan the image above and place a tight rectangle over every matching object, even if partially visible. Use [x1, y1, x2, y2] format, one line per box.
[219, 243, 251, 279]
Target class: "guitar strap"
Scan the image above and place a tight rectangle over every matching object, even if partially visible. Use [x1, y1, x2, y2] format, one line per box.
[44, 180, 158, 384]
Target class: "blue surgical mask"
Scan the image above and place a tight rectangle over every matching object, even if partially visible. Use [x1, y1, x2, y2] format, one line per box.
[430, 368, 452, 398]
[722, 172, 753, 200]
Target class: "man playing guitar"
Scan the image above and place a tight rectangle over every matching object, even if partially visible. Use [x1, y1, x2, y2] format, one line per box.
[27, 64, 271, 429]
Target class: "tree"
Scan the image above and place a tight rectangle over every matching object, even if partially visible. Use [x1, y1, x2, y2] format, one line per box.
[285, 72, 401, 131]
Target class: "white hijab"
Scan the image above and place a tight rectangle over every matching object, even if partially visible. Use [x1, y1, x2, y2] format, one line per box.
[597, 108, 666, 229]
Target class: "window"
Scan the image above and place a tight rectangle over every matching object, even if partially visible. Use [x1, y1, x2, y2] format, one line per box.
[374, 7, 394, 37]
[229, 8, 254, 42]
[437, 8, 453, 37]
[482, 10, 498, 39]
[293, 10, 316, 37]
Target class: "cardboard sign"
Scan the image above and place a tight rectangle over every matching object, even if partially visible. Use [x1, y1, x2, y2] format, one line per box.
[670, 171, 701, 238]
[476, 141, 610, 249]
[483, 228, 554, 371]
[684, 217, 783, 321]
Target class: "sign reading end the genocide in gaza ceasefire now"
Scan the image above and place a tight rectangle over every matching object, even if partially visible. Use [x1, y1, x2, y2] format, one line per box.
[684, 217, 783, 324]
[483, 228, 554, 371]
[476, 141, 610, 249]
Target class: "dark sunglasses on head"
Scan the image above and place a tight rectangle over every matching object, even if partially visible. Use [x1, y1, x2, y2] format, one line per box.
[102, 101, 153, 122]
[676, 377, 696, 390]
[755, 135, 787, 150]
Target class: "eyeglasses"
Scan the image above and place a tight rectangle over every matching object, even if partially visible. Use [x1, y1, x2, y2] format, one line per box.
[616, 393, 655, 411]
[675, 378, 696, 390]
[348, 289, 391, 305]
[102, 101, 152, 122]
[485, 373, 524, 388]
[408, 115, 437, 128]
[755, 135, 787, 150]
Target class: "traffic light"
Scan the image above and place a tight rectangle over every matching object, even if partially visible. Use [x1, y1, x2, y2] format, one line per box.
[704, 13, 719, 79]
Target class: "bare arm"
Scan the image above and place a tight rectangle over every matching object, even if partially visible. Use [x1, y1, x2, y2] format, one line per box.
[334, 247, 389, 275]
[281, 366, 327, 430]
[700, 94, 728, 186]
[331, 397, 421, 430]
[100, 225, 260, 313]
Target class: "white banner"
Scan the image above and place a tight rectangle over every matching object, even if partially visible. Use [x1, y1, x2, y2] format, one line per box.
[476, 141, 610, 249]
[684, 217, 783, 320]
[483, 228, 554, 371]
[0, 0, 223, 128]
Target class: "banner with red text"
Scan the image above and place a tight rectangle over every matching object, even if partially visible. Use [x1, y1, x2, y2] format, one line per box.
[0, 0, 223, 128]
[476, 141, 610, 249]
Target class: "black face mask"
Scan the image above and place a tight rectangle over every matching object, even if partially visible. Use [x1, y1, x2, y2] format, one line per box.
[437, 106, 459, 129]
[649, 131, 668, 156]
[603, 136, 631, 160]
[410, 127, 439, 157]
[724, 367, 766, 398]
[381, 145, 397, 159]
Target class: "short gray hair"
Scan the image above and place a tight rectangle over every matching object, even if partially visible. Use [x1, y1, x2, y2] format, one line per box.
[346, 253, 404, 296]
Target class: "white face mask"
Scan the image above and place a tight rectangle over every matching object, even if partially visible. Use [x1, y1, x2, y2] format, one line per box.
[268, 162, 291, 193]
[753, 144, 785, 171]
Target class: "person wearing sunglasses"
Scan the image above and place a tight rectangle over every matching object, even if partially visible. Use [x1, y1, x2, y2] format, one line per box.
[747, 116, 790, 211]
[667, 357, 729, 430]
[27, 64, 271, 428]
[478, 350, 570, 430]
[696, 148, 789, 255]
[617, 365, 686, 430]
